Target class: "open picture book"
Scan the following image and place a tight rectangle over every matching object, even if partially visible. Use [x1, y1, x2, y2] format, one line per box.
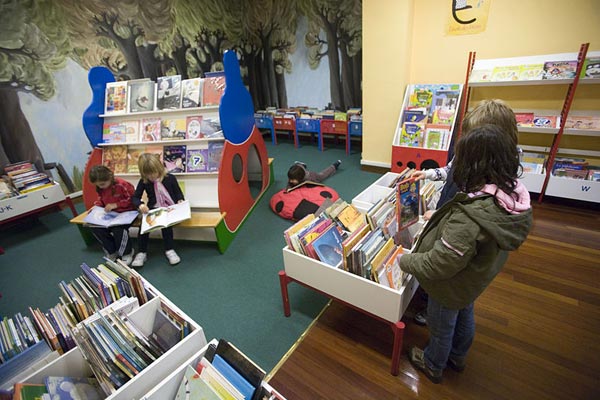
[83, 206, 139, 227]
[140, 200, 191, 234]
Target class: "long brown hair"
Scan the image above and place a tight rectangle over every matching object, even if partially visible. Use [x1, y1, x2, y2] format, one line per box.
[453, 124, 520, 195]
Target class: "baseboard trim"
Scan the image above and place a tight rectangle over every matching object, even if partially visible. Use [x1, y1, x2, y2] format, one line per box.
[360, 159, 391, 168]
[360, 159, 391, 174]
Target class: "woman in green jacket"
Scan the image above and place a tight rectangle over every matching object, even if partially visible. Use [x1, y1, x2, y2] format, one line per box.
[399, 124, 533, 384]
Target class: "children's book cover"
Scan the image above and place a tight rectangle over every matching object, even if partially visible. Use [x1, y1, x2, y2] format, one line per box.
[207, 141, 224, 172]
[543, 60, 578, 79]
[200, 118, 223, 138]
[396, 177, 420, 230]
[518, 64, 544, 80]
[408, 87, 433, 109]
[515, 112, 535, 127]
[163, 145, 186, 173]
[44, 376, 104, 400]
[124, 120, 139, 142]
[156, 75, 182, 110]
[202, 74, 226, 106]
[186, 116, 204, 139]
[102, 145, 128, 174]
[104, 81, 128, 114]
[580, 57, 600, 79]
[399, 122, 424, 147]
[491, 65, 520, 82]
[469, 69, 492, 82]
[312, 225, 345, 268]
[174, 365, 221, 400]
[141, 118, 161, 142]
[533, 115, 559, 128]
[186, 147, 209, 173]
[565, 115, 600, 130]
[429, 86, 460, 125]
[161, 118, 187, 140]
[102, 122, 126, 143]
[126, 147, 143, 173]
[403, 109, 427, 124]
[424, 124, 450, 150]
[128, 80, 155, 113]
[144, 144, 164, 163]
[181, 77, 203, 108]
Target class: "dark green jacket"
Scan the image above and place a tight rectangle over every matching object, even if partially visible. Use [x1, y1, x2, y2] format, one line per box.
[400, 193, 533, 310]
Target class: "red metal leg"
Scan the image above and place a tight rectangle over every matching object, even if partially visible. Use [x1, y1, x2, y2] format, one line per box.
[64, 196, 78, 217]
[279, 270, 291, 317]
[390, 320, 406, 376]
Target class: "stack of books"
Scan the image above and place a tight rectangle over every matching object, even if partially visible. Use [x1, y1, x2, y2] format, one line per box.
[2, 161, 54, 195]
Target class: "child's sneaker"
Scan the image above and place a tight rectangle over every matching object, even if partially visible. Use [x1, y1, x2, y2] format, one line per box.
[120, 250, 135, 266]
[165, 250, 180, 265]
[294, 161, 307, 168]
[131, 252, 147, 268]
[333, 160, 342, 170]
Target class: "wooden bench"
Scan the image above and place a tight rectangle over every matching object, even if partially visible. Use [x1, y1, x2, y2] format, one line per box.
[70, 210, 230, 253]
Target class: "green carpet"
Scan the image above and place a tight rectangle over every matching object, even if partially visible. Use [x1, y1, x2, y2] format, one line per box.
[0, 137, 383, 372]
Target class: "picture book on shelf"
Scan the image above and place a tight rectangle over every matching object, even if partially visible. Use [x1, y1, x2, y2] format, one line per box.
[543, 60, 577, 79]
[200, 118, 223, 138]
[83, 207, 139, 227]
[491, 65, 520, 81]
[140, 200, 191, 234]
[161, 117, 187, 140]
[156, 75, 182, 110]
[429, 85, 460, 125]
[408, 87, 433, 109]
[141, 118, 161, 142]
[102, 122, 126, 143]
[515, 112, 535, 127]
[186, 116, 204, 139]
[207, 141, 224, 172]
[144, 144, 164, 163]
[186, 147, 209, 173]
[102, 145, 128, 173]
[533, 115, 559, 128]
[128, 80, 155, 113]
[126, 147, 143, 173]
[202, 74, 226, 106]
[580, 57, 600, 79]
[124, 120, 140, 142]
[163, 145, 186, 173]
[403, 109, 427, 123]
[399, 122, 424, 147]
[565, 115, 600, 130]
[424, 124, 450, 150]
[518, 64, 544, 80]
[104, 81, 128, 114]
[181, 77, 203, 108]
[396, 177, 420, 230]
[469, 69, 492, 82]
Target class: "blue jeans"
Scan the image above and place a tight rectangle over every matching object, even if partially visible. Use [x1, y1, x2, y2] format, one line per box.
[424, 296, 475, 372]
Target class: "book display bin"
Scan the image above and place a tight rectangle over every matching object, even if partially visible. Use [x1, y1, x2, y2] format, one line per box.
[279, 172, 421, 376]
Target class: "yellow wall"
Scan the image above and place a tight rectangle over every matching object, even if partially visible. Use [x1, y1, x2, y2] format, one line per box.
[362, 0, 600, 166]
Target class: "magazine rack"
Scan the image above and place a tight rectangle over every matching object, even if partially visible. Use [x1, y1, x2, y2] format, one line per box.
[462, 44, 600, 203]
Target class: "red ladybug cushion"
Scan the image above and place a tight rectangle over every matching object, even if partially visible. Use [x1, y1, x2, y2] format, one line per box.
[270, 183, 339, 221]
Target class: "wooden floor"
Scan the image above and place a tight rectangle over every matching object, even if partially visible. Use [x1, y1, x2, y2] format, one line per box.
[268, 199, 600, 400]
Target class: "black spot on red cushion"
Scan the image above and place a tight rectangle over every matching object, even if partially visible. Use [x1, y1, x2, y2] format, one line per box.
[320, 190, 333, 198]
[275, 201, 284, 212]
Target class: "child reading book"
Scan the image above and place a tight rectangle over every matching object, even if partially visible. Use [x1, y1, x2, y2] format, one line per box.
[88, 165, 136, 265]
[131, 153, 185, 267]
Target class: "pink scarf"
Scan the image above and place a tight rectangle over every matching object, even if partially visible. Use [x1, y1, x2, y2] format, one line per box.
[473, 181, 531, 214]
[154, 179, 175, 207]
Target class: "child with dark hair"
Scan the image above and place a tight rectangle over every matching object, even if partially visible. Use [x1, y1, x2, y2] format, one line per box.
[399, 124, 532, 384]
[88, 165, 136, 264]
[287, 160, 341, 188]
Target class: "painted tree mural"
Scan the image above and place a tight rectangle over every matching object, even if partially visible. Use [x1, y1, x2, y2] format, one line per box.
[0, 0, 362, 182]
[300, 0, 362, 110]
[0, 0, 70, 171]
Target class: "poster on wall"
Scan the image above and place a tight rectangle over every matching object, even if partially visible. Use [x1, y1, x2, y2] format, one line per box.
[446, 0, 491, 36]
